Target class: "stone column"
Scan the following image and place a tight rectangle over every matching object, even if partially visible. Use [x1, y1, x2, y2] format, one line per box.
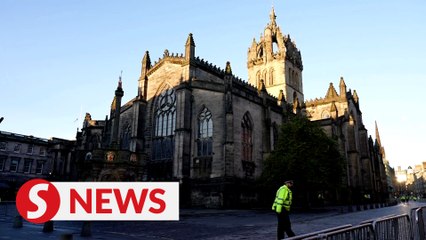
[173, 83, 192, 179]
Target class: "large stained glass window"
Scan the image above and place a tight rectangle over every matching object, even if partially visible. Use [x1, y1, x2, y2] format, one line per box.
[152, 88, 176, 161]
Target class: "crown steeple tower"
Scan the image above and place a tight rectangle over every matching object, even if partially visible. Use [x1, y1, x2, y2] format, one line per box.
[111, 75, 124, 146]
[247, 7, 304, 107]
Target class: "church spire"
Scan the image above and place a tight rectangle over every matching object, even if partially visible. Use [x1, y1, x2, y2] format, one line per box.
[111, 74, 124, 147]
[339, 76, 347, 98]
[141, 51, 151, 77]
[353, 90, 359, 104]
[375, 121, 382, 147]
[325, 82, 338, 99]
[139, 51, 151, 98]
[185, 33, 195, 60]
[269, 6, 277, 26]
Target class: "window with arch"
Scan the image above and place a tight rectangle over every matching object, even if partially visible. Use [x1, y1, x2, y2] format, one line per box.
[257, 47, 263, 58]
[197, 107, 213, 156]
[269, 68, 274, 86]
[121, 124, 131, 150]
[322, 110, 330, 119]
[262, 69, 267, 85]
[241, 113, 253, 162]
[152, 88, 176, 161]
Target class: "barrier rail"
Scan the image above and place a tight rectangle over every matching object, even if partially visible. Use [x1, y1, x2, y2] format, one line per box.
[290, 209, 426, 240]
[286, 224, 352, 240]
[412, 206, 426, 240]
[303, 224, 375, 240]
[359, 214, 396, 225]
[372, 214, 411, 240]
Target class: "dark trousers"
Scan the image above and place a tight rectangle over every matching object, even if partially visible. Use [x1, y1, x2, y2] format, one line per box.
[277, 210, 295, 239]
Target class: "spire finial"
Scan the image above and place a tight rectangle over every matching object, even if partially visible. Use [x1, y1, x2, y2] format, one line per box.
[270, 6, 277, 25]
[225, 61, 232, 75]
[118, 70, 123, 88]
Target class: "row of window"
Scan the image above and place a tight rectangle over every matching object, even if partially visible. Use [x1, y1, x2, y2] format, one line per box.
[151, 88, 280, 167]
[0, 142, 46, 155]
[256, 68, 275, 87]
[152, 88, 254, 162]
[0, 156, 45, 174]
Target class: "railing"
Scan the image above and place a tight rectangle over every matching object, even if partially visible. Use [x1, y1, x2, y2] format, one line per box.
[412, 206, 426, 240]
[292, 206, 426, 240]
[286, 224, 352, 240]
[372, 214, 411, 240]
[303, 224, 375, 240]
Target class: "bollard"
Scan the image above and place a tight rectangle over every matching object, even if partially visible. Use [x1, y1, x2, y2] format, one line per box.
[42, 220, 54, 232]
[81, 221, 92, 237]
[12, 215, 23, 228]
[60, 233, 73, 240]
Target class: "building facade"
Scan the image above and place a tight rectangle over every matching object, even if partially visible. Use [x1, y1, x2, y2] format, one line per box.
[0, 131, 74, 200]
[305, 80, 391, 203]
[73, 8, 390, 207]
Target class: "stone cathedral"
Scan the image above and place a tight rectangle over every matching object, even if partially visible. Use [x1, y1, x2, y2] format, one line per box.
[75, 8, 389, 207]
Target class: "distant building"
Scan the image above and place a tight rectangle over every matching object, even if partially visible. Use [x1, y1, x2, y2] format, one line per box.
[400, 164, 426, 198]
[0, 131, 74, 200]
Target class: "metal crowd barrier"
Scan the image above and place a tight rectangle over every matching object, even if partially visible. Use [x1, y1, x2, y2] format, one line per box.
[412, 206, 426, 240]
[286, 224, 352, 240]
[359, 214, 396, 225]
[372, 214, 411, 240]
[302, 224, 375, 240]
[290, 212, 420, 240]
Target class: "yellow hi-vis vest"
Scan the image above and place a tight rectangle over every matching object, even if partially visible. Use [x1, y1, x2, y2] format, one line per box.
[272, 185, 292, 213]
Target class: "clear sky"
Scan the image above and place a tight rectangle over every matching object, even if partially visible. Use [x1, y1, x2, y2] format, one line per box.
[1, 1, 425, 169]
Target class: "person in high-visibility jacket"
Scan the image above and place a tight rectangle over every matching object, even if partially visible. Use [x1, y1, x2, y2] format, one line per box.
[272, 180, 295, 239]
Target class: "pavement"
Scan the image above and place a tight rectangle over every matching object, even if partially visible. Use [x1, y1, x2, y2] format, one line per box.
[1, 201, 425, 240]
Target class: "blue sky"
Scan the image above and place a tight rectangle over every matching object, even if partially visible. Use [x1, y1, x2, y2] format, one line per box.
[1, 1, 425, 169]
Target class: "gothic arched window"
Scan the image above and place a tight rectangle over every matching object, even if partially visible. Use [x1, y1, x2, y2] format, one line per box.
[262, 70, 267, 86]
[121, 123, 131, 150]
[269, 68, 274, 86]
[322, 110, 330, 119]
[294, 72, 300, 90]
[241, 113, 253, 162]
[197, 107, 213, 156]
[257, 47, 263, 58]
[153, 88, 176, 161]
